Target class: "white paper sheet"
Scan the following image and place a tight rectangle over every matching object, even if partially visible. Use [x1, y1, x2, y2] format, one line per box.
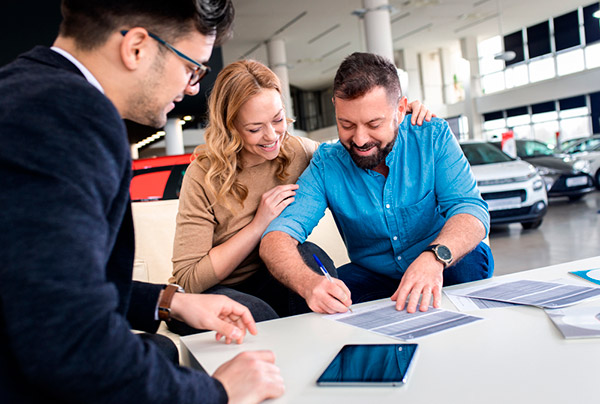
[325, 301, 482, 340]
[448, 279, 600, 309]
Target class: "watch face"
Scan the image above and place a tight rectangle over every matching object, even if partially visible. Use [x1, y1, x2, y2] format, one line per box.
[436, 245, 452, 261]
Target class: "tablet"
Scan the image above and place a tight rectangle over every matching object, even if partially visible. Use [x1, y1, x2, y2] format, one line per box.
[316, 343, 418, 386]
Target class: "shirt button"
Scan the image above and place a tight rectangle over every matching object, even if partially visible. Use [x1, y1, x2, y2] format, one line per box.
[397, 256, 402, 261]
[393, 236, 398, 241]
[386, 204, 391, 209]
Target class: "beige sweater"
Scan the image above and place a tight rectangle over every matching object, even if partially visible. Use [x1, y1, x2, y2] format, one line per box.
[170, 135, 318, 293]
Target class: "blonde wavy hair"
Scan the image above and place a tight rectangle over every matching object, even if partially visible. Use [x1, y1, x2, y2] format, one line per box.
[193, 60, 293, 209]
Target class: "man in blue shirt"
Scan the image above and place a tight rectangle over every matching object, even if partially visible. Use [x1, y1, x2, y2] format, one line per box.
[260, 52, 493, 315]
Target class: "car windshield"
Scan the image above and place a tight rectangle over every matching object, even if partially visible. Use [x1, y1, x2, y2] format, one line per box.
[564, 137, 600, 153]
[516, 140, 554, 157]
[460, 143, 514, 165]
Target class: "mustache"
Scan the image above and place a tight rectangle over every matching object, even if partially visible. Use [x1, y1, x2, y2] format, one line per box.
[351, 141, 380, 151]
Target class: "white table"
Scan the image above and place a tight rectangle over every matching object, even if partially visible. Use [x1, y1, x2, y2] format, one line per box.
[180, 256, 600, 404]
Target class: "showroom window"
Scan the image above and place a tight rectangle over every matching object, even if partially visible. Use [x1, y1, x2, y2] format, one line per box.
[478, 3, 600, 94]
[481, 95, 593, 144]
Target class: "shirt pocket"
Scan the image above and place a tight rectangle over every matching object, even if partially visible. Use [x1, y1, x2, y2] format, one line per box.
[396, 190, 440, 245]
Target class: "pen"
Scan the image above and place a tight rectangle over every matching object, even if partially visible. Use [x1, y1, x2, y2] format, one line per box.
[312, 254, 353, 313]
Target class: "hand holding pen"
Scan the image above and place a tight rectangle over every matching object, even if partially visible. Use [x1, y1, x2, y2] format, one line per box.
[312, 254, 353, 313]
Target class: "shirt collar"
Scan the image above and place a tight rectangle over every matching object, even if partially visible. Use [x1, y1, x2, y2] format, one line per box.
[50, 46, 104, 94]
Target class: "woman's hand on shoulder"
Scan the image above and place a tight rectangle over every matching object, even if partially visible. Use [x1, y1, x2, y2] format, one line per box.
[252, 184, 299, 231]
[406, 100, 435, 126]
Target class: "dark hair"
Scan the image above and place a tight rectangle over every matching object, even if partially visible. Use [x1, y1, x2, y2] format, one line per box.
[59, 0, 234, 50]
[333, 52, 401, 104]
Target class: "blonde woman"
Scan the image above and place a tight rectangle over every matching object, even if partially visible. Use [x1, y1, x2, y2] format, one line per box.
[169, 60, 432, 333]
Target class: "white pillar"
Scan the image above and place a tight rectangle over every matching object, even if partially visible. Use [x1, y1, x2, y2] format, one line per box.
[165, 118, 184, 155]
[398, 48, 423, 101]
[362, 0, 394, 62]
[439, 47, 454, 105]
[267, 39, 294, 121]
[460, 37, 483, 139]
[130, 144, 139, 160]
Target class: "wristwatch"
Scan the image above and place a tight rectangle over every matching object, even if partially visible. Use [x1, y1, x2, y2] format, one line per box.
[424, 244, 453, 268]
[158, 284, 185, 321]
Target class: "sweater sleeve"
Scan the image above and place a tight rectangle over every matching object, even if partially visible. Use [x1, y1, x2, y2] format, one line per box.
[171, 161, 221, 293]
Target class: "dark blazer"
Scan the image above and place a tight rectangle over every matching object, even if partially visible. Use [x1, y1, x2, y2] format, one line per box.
[0, 47, 226, 403]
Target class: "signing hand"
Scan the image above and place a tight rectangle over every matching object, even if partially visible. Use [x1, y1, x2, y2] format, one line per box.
[391, 252, 444, 313]
[252, 184, 299, 230]
[406, 100, 436, 126]
[170, 293, 257, 344]
[213, 351, 285, 404]
[304, 275, 352, 314]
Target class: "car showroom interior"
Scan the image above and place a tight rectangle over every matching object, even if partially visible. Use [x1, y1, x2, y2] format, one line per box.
[2, 1, 600, 403]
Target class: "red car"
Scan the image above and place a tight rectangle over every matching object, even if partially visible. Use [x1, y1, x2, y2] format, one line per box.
[130, 154, 194, 202]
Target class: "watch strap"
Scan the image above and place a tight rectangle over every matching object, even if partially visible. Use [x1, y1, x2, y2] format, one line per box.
[158, 284, 181, 321]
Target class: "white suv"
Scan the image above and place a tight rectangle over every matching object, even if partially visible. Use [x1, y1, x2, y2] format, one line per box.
[460, 141, 548, 229]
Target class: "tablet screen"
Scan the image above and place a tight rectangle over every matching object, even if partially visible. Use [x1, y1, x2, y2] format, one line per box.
[316, 344, 418, 386]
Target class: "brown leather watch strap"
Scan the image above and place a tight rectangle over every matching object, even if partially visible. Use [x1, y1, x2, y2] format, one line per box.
[158, 284, 179, 321]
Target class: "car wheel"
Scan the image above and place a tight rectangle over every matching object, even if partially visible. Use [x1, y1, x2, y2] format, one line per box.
[568, 195, 584, 202]
[521, 219, 543, 230]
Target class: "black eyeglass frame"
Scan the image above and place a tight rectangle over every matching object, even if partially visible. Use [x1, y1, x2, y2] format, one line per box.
[120, 30, 210, 86]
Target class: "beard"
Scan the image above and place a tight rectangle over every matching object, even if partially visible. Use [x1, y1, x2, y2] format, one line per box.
[127, 52, 169, 128]
[343, 130, 398, 170]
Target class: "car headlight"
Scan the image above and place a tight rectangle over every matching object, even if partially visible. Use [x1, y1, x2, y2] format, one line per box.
[536, 166, 558, 176]
[533, 178, 544, 191]
[542, 176, 555, 191]
[572, 159, 591, 173]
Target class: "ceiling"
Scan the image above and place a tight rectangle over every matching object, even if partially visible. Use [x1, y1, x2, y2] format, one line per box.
[223, 0, 591, 90]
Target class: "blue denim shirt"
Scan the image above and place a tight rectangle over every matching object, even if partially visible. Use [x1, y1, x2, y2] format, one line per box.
[265, 117, 489, 279]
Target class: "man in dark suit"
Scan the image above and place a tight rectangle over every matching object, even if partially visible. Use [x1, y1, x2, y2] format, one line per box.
[0, 1, 284, 403]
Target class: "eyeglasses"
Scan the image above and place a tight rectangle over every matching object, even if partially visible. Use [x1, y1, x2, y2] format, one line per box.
[120, 30, 210, 86]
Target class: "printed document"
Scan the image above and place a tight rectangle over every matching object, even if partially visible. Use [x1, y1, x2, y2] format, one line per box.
[448, 279, 600, 309]
[325, 301, 482, 340]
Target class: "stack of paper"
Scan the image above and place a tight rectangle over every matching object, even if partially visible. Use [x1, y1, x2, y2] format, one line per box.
[445, 278, 600, 339]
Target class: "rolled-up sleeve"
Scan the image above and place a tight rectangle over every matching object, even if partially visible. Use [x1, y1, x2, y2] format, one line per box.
[433, 123, 490, 236]
[264, 146, 329, 242]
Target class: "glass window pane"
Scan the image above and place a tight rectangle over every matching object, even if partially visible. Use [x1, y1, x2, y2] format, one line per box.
[505, 64, 528, 88]
[527, 21, 552, 58]
[554, 11, 581, 51]
[531, 101, 556, 114]
[557, 48, 585, 76]
[529, 57, 555, 83]
[478, 36, 502, 58]
[584, 3, 600, 45]
[483, 118, 506, 131]
[481, 71, 505, 94]
[559, 107, 589, 119]
[479, 57, 505, 75]
[508, 115, 531, 128]
[512, 125, 532, 139]
[585, 42, 600, 69]
[532, 111, 558, 123]
[559, 95, 586, 110]
[504, 30, 525, 66]
[560, 116, 591, 140]
[483, 111, 503, 121]
[533, 121, 560, 145]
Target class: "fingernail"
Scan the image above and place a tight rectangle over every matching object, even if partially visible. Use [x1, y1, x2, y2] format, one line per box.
[230, 328, 241, 339]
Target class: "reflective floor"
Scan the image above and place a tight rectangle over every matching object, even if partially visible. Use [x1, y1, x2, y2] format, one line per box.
[489, 190, 600, 276]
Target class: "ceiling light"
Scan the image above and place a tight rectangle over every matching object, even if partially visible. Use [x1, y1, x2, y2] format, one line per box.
[493, 0, 516, 62]
[183, 115, 193, 121]
[494, 51, 516, 61]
